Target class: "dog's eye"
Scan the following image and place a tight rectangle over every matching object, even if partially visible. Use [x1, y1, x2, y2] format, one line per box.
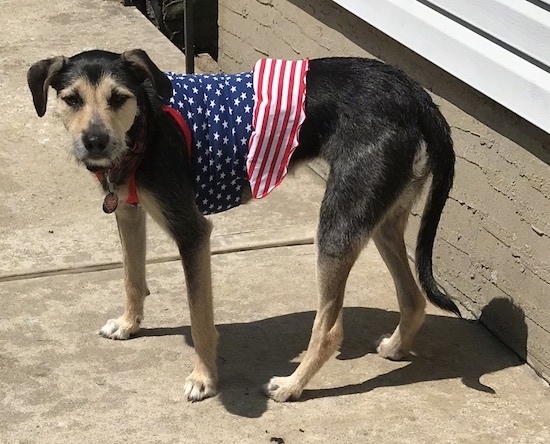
[62, 94, 83, 109]
[108, 92, 129, 109]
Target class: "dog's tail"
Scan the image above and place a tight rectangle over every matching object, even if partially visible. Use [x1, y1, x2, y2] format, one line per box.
[416, 103, 461, 317]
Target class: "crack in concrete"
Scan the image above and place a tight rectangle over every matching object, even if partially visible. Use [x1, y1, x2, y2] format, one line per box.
[0, 238, 314, 284]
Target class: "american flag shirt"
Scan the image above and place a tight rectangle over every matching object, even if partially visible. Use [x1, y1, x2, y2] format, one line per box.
[164, 59, 309, 215]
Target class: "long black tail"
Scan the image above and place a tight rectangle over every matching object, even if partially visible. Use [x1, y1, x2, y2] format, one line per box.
[416, 104, 461, 317]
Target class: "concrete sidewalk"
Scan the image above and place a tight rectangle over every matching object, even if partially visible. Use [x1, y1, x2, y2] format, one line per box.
[1, 1, 549, 443]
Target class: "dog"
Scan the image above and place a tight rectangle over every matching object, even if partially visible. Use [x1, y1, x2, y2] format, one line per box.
[27, 49, 459, 402]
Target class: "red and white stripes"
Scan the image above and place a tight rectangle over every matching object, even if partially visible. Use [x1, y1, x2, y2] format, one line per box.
[247, 58, 309, 199]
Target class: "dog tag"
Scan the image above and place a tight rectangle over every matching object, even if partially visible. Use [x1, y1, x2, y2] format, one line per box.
[103, 192, 118, 214]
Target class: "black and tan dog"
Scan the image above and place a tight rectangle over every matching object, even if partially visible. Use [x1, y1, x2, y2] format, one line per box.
[27, 49, 459, 402]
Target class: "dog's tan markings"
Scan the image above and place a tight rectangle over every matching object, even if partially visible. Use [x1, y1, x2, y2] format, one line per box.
[57, 78, 95, 136]
[95, 75, 138, 138]
[57, 75, 137, 141]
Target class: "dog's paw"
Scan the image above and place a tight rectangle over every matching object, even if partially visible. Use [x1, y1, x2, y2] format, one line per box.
[183, 372, 217, 402]
[99, 318, 139, 340]
[376, 335, 408, 360]
[263, 376, 303, 402]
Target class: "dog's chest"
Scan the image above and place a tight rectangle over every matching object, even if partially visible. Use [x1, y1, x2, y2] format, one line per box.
[166, 71, 254, 215]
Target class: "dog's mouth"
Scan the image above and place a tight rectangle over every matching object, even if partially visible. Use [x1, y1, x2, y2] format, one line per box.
[73, 138, 128, 172]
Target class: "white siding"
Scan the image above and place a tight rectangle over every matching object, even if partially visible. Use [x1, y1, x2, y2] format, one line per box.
[333, 0, 550, 133]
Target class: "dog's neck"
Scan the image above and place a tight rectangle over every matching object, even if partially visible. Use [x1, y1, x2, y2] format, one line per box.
[91, 99, 148, 213]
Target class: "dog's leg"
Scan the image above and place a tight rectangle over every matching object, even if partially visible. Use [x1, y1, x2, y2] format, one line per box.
[178, 222, 219, 401]
[373, 205, 426, 360]
[139, 187, 218, 401]
[100, 203, 147, 339]
[265, 199, 364, 401]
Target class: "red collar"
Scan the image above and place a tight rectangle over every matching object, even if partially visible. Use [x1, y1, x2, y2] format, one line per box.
[94, 105, 193, 213]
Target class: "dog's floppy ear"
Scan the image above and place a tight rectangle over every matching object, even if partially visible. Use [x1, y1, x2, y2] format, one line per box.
[27, 56, 68, 117]
[121, 49, 173, 100]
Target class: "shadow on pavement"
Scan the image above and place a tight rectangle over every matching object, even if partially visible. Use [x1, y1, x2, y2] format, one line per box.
[137, 301, 526, 418]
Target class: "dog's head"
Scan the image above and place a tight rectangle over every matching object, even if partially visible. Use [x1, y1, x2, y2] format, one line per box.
[27, 49, 173, 170]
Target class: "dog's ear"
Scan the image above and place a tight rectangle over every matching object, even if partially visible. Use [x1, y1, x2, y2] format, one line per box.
[121, 49, 173, 100]
[27, 56, 68, 117]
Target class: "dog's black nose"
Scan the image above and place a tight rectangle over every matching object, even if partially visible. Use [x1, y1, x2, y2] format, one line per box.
[82, 129, 109, 152]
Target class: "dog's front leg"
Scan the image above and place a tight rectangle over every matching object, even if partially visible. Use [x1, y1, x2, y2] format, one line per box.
[178, 223, 218, 401]
[99, 203, 147, 339]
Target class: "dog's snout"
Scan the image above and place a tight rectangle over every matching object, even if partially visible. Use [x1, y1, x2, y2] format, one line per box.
[83, 127, 109, 152]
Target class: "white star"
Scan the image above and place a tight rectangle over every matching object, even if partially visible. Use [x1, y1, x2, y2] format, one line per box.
[206, 83, 212, 91]
[222, 136, 229, 145]
[225, 156, 231, 164]
[236, 77, 242, 82]
[236, 115, 242, 124]
[246, 82, 252, 88]
[222, 120, 228, 129]
[217, 149, 222, 157]
[196, 141, 202, 149]
[202, 165, 208, 172]
[197, 106, 203, 114]
[192, 87, 198, 94]
[221, 184, 227, 190]
[220, 172, 226, 179]
[193, 123, 198, 132]
[213, 132, 220, 141]
[213, 114, 220, 123]
[219, 105, 225, 113]
[240, 92, 247, 100]
[215, 89, 221, 97]
[234, 98, 240, 106]
[246, 123, 252, 132]
[178, 100, 184, 108]
[188, 97, 194, 105]
[230, 86, 237, 93]
[208, 188, 214, 195]
[187, 111, 193, 120]
[183, 83, 188, 90]
[240, 137, 247, 145]
[217, 193, 222, 200]
[244, 105, 251, 113]
[197, 156, 203, 163]
[210, 100, 216, 108]
[205, 109, 211, 117]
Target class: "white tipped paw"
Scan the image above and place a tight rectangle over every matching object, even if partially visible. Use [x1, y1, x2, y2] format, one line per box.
[263, 376, 303, 402]
[99, 318, 139, 340]
[183, 373, 217, 402]
[376, 335, 408, 360]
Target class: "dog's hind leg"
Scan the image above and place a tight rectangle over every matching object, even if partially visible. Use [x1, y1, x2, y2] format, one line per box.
[373, 197, 426, 360]
[264, 180, 367, 402]
[100, 203, 148, 339]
